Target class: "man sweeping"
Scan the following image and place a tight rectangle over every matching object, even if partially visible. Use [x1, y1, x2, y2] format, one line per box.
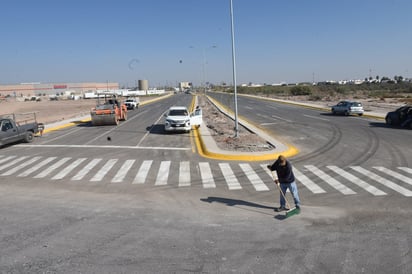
[267, 155, 301, 215]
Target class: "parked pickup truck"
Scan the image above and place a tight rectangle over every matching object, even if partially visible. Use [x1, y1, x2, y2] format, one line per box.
[0, 113, 44, 147]
[124, 97, 140, 110]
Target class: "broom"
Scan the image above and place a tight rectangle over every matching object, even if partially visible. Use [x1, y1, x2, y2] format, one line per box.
[272, 171, 300, 218]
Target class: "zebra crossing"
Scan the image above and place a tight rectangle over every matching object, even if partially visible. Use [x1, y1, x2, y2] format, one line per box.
[0, 154, 412, 197]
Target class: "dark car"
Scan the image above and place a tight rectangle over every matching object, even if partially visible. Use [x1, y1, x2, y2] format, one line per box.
[385, 105, 412, 129]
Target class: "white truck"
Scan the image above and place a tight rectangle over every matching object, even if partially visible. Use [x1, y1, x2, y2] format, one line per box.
[124, 97, 140, 110]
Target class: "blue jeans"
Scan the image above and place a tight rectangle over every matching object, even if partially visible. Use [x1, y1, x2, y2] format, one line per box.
[279, 181, 300, 208]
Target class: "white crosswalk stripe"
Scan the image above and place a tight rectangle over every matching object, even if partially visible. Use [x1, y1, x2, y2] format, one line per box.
[71, 158, 102, 181]
[351, 166, 412, 197]
[52, 158, 87, 180]
[0, 156, 29, 172]
[327, 166, 386, 196]
[1, 154, 412, 197]
[1, 156, 42, 176]
[199, 162, 215, 188]
[90, 159, 118, 182]
[112, 159, 135, 183]
[155, 161, 170, 185]
[133, 160, 152, 184]
[179, 161, 191, 187]
[34, 157, 72, 178]
[18, 157, 57, 177]
[220, 163, 242, 190]
[398, 167, 412, 174]
[292, 167, 326, 194]
[239, 163, 269, 191]
[373, 166, 412, 187]
[0, 155, 17, 165]
[305, 165, 356, 195]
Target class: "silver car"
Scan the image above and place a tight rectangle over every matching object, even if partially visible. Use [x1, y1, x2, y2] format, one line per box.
[331, 101, 364, 116]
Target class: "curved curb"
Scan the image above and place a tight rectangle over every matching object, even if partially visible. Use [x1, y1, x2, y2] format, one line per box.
[192, 95, 300, 162]
[193, 126, 299, 161]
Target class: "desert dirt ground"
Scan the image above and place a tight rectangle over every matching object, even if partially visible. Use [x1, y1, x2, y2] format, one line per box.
[1, 98, 99, 125]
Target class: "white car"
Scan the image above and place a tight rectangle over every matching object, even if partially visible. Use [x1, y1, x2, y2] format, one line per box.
[164, 106, 202, 133]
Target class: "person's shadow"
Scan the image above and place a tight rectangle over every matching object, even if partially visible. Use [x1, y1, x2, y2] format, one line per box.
[200, 196, 287, 220]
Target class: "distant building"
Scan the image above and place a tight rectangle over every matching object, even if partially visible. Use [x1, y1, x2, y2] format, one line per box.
[0, 82, 119, 97]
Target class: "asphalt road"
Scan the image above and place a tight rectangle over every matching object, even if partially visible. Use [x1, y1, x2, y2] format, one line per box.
[0, 92, 411, 273]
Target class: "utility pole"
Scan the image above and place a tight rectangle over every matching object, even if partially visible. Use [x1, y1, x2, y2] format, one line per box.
[230, 0, 239, 138]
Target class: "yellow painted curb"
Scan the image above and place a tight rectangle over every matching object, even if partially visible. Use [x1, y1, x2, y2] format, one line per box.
[193, 127, 299, 161]
[192, 95, 299, 161]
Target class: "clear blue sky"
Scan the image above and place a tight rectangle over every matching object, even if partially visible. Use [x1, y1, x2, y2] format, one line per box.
[1, 0, 411, 87]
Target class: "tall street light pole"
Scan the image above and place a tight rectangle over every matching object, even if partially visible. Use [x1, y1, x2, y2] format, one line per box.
[202, 45, 217, 93]
[230, 0, 239, 138]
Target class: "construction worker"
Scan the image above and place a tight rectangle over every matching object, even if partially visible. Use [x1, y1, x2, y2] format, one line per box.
[267, 155, 301, 212]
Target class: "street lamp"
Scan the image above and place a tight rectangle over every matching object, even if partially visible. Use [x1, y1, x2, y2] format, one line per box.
[189, 45, 216, 93]
[230, 0, 239, 137]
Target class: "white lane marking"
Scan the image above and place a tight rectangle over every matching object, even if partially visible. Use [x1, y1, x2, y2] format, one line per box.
[374, 167, 412, 186]
[133, 160, 152, 184]
[71, 158, 102, 181]
[52, 158, 87, 180]
[398, 167, 412, 174]
[327, 166, 386, 196]
[112, 159, 135, 183]
[260, 122, 279, 126]
[18, 157, 57, 177]
[155, 161, 170, 185]
[305, 165, 356, 195]
[351, 166, 412, 197]
[18, 144, 190, 151]
[0, 156, 29, 171]
[303, 114, 330, 121]
[292, 167, 326, 194]
[90, 159, 118, 182]
[219, 163, 242, 190]
[179, 161, 191, 187]
[34, 157, 72, 178]
[1, 156, 42, 176]
[199, 162, 215, 188]
[240, 163, 269, 191]
[271, 115, 293, 123]
[136, 111, 166, 147]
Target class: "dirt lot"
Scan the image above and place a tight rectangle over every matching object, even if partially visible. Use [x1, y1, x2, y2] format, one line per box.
[1, 98, 98, 124]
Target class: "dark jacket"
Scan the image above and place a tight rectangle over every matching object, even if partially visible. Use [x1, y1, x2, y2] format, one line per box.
[268, 160, 295, 184]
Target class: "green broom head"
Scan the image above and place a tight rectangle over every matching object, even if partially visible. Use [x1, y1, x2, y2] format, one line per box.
[285, 207, 300, 218]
